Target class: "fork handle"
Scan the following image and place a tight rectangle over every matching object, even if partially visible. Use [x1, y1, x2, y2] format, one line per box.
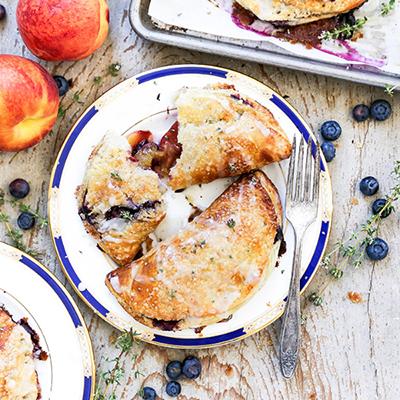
[279, 232, 302, 379]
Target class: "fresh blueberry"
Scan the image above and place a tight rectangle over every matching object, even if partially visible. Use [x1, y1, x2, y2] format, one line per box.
[0, 5, 6, 20]
[359, 176, 379, 196]
[320, 120, 342, 141]
[372, 198, 392, 218]
[321, 142, 336, 162]
[370, 100, 392, 121]
[166, 360, 182, 380]
[182, 356, 201, 379]
[17, 212, 36, 230]
[366, 238, 389, 261]
[352, 104, 370, 122]
[9, 178, 30, 199]
[142, 386, 157, 400]
[53, 75, 70, 96]
[166, 381, 181, 397]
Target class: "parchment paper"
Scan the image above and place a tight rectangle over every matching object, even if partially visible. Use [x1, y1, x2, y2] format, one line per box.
[149, 0, 400, 76]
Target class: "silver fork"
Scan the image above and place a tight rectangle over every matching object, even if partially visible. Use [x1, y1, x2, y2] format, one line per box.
[279, 135, 321, 379]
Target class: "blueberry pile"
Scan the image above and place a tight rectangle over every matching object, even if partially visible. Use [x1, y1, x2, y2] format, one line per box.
[317, 103, 393, 261]
[141, 356, 201, 399]
[319, 120, 341, 162]
[357, 175, 391, 261]
[352, 100, 392, 122]
[8, 179, 36, 230]
[318, 98, 392, 163]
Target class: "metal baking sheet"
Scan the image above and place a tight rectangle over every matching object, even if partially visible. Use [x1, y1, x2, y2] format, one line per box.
[129, 0, 400, 90]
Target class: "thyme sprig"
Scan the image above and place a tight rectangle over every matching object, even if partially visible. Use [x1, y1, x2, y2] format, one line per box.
[308, 161, 400, 306]
[381, 0, 396, 16]
[94, 330, 142, 400]
[319, 17, 367, 41]
[384, 84, 398, 96]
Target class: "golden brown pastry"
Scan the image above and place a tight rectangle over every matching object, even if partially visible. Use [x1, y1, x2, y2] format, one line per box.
[106, 170, 285, 330]
[235, 0, 366, 25]
[77, 135, 165, 266]
[166, 84, 292, 190]
[0, 308, 42, 400]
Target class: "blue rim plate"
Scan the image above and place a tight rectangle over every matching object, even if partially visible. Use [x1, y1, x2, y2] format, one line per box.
[0, 242, 94, 399]
[48, 65, 332, 349]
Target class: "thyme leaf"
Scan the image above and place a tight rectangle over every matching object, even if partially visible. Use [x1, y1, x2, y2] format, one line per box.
[110, 172, 122, 182]
[108, 63, 122, 77]
[384, 84, 398, 96]
[381, 0, 396, 16]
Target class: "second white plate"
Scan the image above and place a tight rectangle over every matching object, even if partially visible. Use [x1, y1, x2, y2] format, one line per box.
[0, 242, 94, 399]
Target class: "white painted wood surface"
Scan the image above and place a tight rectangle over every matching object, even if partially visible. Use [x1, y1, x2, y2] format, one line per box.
[1, 1, 399, 399]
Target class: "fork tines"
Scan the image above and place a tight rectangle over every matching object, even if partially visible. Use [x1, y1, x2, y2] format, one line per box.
[287, 136, 320, 205]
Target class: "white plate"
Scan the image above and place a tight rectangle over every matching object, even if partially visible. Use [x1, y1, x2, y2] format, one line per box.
[0, 242, 94, 399]
[49, 65, 332, 349]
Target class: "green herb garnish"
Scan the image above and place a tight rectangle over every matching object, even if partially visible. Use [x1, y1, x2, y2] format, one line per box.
[381, 0, 396, 16]
[94, 330, 141, 400]
[0, 190, 45, 257]
[108, 63, 122, 77]
[307, 161, 400, 307]
[110, 172, 122, 181]
[319, 17, 367, 41]
[10, 201, 48, 228]
[73, 91, 84, 104]
[227, 218, 236, 229]
[0, 211, 41, 258]
[58, 105, 66, 118]
[120, 210, 133, 221]
[384, 83, 398, 96]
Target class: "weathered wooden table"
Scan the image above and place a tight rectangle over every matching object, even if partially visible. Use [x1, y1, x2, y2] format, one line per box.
[1, 1, 399, 399]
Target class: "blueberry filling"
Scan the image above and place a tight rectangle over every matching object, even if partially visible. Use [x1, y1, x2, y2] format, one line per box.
[18, 317, 48, 361]
[78, 192, 98, 225]
[104, 201, 161, 221]
[274, 226, 284, 243]
[273, 227, 287, 257]
[152, 319, 180, 331]
[230, 93, 253, 107]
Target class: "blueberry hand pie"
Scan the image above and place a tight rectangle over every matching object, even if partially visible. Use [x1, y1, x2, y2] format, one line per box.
[76, 135, 165, 266]
[165, 84, 292, 189]
[0, 307, 47, 400]
[106, 170, 285, 330]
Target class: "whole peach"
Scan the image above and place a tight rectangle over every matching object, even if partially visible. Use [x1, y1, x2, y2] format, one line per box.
[0, 55, 60, 152]
[17, 0, 109, 61]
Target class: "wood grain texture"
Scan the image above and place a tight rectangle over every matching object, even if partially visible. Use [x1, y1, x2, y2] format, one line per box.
[1, 1, 399, 399]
